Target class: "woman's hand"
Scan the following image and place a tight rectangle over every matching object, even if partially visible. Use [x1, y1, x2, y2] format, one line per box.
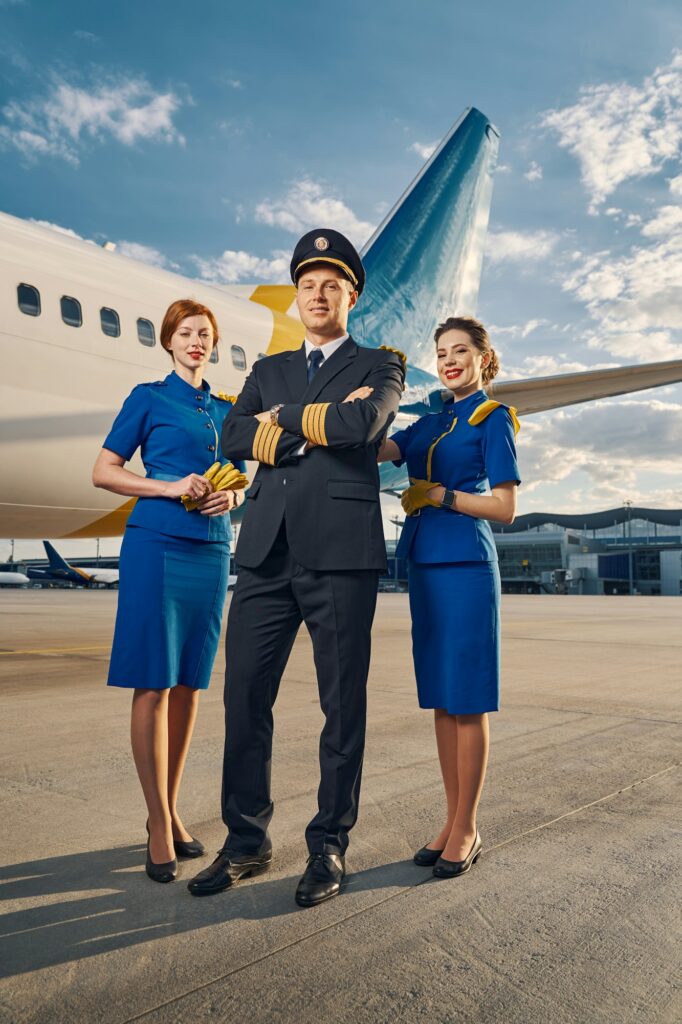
[162, 474, 211, 501]
[343, 386, 373, 402]
[197, 488, 240, 516]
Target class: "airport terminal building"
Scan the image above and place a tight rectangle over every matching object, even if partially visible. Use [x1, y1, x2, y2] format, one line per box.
[386, 506, 682, 596]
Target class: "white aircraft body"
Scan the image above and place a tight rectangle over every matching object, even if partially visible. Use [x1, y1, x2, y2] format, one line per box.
[2, 108, 681, 540]
[0, 570, 30, 586]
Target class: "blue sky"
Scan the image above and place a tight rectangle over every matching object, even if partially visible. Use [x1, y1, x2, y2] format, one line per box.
[2, 0, 682, 557]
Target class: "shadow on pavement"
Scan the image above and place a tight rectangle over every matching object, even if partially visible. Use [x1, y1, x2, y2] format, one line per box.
[0, 844, 428, 977]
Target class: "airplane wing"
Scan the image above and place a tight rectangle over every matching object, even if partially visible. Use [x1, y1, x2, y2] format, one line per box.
[490, 359, 682, 415]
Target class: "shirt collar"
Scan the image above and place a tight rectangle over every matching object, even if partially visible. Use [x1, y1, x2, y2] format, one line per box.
[445, 388, 486, 414]
[304, 334, 349, 361]
[165, 370, 211, 401]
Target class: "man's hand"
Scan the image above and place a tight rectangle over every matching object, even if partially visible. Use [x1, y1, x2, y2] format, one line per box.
[343, 386, 373, 402]
[254, 411, 270, 424]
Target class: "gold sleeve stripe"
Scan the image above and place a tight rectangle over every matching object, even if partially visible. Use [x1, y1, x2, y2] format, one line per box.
[264, 424, 283, 465]
[252, 422, 283, 465]
[302, 403, 330, 445]
[252, 421, 268, 462]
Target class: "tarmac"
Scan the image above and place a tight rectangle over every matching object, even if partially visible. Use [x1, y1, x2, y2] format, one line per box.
[0, 589, 680, 1024]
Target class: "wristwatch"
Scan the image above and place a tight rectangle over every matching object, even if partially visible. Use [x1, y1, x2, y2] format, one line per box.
[440, 488, 457, 510]
[269, 403, 285, 425]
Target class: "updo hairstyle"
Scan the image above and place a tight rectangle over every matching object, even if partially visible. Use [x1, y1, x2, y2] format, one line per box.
[434, 316, 499, 385]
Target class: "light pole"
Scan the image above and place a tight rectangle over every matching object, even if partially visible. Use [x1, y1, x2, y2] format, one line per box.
[624, 500, 634, 595]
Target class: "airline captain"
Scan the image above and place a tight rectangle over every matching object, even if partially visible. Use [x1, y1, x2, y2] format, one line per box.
[93, 298, 246, 885]
[188, 229, 405, 906]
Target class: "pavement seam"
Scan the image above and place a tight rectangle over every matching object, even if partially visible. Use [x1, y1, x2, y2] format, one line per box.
[120, 761, 679, 1024]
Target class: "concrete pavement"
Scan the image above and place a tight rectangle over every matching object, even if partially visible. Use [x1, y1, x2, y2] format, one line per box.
[0, 591, 680, 1023]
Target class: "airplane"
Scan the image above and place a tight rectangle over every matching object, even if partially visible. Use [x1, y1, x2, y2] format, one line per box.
[0, 570, 30, 586]
[2, 107, 681, 540]
[26, 541, 119, 586]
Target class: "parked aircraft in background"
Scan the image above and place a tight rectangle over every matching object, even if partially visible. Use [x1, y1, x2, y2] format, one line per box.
[2, 107, 681, 540]
[26, 541, 119, 587]
[0, 571, 30, 586]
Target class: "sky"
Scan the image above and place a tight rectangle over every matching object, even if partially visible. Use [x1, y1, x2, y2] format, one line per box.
[2, 0, 682, 560]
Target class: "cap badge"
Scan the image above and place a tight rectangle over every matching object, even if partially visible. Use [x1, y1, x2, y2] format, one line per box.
[314, 236, 330, 251]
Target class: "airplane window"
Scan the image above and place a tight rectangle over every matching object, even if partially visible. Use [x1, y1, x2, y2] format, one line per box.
[137, 318, 156, 347]
[100, 307, 120, 338]
[209, 346, 219, 364]
[231, 345, 247, 371]
[17, 283, 41, 316]
[61, 295, 82, 327]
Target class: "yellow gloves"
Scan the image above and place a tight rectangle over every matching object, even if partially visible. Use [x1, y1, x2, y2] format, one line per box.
[400, 478, 443, 516]
[182, 461, 249, 512]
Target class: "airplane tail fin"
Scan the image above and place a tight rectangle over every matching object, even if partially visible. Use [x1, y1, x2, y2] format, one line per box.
[350, 107, 499, 371]
[43, 540, 72, 572]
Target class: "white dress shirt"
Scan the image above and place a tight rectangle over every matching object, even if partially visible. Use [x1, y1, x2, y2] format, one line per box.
[295, 334, 349, 455]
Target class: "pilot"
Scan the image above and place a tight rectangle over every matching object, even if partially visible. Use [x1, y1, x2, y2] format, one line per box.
[378, 316, 520, 879]
[92, 299, 246, 885]
[188, 229, 405, 906]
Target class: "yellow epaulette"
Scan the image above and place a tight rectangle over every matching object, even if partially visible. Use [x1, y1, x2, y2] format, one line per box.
[379, 345, 408, 372]
[216, 391, 239, 404]
[468, 399, 520, 437]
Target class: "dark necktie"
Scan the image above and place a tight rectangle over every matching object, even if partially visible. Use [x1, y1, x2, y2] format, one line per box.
[307, 347, 324, 383]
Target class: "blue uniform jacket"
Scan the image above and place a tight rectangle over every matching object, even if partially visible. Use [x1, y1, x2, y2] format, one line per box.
[103, 371, 245, 542]
[391, 389, 521, 564]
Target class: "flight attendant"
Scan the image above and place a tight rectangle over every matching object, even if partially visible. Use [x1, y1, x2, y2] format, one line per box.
[378, 316, 520, 879]
[92, 299, 246, 884]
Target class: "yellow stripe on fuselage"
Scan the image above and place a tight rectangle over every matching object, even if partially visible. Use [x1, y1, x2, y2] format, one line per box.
[248, 285, 305, 356]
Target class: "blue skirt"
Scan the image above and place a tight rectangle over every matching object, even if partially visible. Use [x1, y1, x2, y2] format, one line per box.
[408, 561, 501, 714]
[107, 526, 229, 691]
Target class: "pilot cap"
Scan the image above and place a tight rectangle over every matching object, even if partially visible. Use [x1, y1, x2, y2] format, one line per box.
[290, 228, 365, 296]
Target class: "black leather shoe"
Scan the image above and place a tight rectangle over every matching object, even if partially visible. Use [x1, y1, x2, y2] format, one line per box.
[145, 839, 177, 884]
[295, 852, 345, 908]
[187, 850, 272, 896]
[433, 833, 482, 879]
[413, 845, 444, 867]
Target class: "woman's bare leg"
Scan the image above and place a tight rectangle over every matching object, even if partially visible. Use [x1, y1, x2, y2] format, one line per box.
[427, 708, 460, 850]
[167, 685, 200, 842]
[441, 712, 489, 861]
[131, 688, 174, 863]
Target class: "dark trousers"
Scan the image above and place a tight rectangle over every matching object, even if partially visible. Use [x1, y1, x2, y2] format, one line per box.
[221, 523, 379, 856]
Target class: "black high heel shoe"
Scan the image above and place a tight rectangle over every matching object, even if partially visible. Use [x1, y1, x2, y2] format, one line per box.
[432, 832, 482, 879]
[145, 837, 177, 883]
[413, 845, 444, 867]
[145, 820, 204, 860]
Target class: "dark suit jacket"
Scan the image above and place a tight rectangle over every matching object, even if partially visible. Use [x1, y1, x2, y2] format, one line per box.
[221, 337, 404, 571]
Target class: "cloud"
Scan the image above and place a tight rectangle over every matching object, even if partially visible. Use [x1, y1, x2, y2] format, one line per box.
[486, 228, 559, 265]
[640, 204, 682, 237]
[489, 319, 549, 339]
[74, 30, 99, 42]
[409, 141, 437, 160]
[519, 398, 682, 499]
[524, 161, 543, 182]
[669, 174, 682, 197]
[30, 219, 92, 241]
[193, 250, 290, 284]
[541, 50, 682, 212]
[495, 163, 512, 174]
[29, 218, 177, 269]
[562, 229, 682, 357]
[0, 74, 184, 164]
[255, 179, 374, 246]
[115, 241, 178, 270]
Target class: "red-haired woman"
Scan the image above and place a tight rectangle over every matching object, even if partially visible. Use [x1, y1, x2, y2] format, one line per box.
[93, 300, 246, 883]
